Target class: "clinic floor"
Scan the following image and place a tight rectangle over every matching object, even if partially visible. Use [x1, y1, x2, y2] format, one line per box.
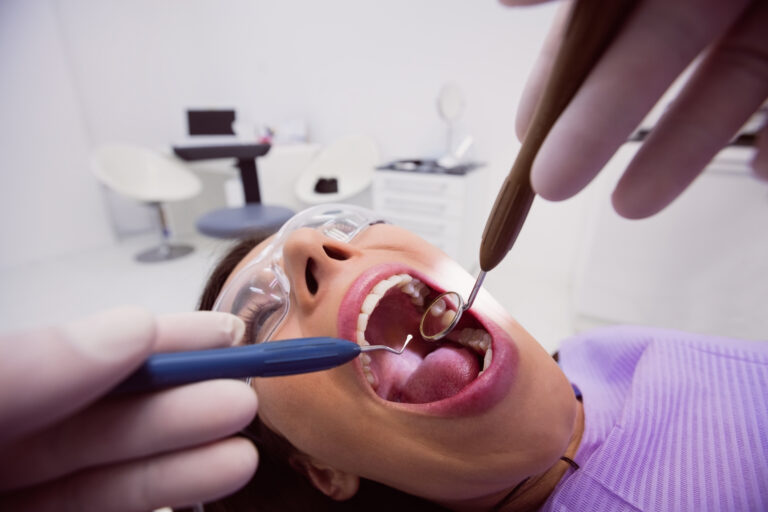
[0, 233, 575, 354]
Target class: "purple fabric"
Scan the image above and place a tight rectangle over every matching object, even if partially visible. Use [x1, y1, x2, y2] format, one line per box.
[542, 326, 768, 511]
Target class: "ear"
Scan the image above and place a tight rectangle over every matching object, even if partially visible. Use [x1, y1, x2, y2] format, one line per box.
[292, 456, 360, 501]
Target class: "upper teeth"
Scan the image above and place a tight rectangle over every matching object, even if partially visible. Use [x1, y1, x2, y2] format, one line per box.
[429, 298, 446, 316]
[355, 273, 494, 388]
[356, 274, 415, 349]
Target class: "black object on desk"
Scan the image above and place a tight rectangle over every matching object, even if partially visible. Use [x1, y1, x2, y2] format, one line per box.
[314, 177, 338, 194]
[187, 110, 237, 136]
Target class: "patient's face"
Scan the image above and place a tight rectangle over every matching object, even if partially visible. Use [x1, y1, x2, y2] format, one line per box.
[227, 223, 577, 504]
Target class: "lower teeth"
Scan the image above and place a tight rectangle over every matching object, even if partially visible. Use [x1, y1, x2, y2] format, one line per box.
[483, 348, 493, 371]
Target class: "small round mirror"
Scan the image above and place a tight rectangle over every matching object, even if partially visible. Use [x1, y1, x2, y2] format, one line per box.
[437, 83, 465, 122]
[420, 291, 463, 341]
[437, 83, 465, 157]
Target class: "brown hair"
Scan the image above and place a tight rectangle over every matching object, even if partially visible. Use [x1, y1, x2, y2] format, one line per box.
[198, 237, 449, 512]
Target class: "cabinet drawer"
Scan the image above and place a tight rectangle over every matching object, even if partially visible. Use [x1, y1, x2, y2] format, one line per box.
[374, 172, 466, 199]
[375, 195, 463, 220]
[380, 213, 462, 239]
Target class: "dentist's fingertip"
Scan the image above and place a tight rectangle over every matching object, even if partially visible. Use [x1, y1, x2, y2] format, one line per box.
[531, 149, 573, 201]
[515, 115, 530, 142]
[227, 315, 246, 345]
[207, 311, 246, 344]
[611, 189, 639, 219]
[154, 311, 247, 352]
[530, 159, 556, 200]
[611, 183, 665, 220]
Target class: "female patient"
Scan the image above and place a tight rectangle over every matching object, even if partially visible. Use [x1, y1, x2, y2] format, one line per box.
[198, 204, 768, 512]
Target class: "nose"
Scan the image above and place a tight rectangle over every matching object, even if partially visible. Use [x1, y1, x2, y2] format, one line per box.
[282, 228, 360, 311]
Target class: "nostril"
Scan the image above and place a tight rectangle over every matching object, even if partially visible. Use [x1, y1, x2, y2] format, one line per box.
[323, 245, 349, 261]
[305, 258, 319, 295]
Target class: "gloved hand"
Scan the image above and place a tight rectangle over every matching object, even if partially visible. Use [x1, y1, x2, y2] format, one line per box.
[0, 307, 258, 512]
[502, 0, 768, 218]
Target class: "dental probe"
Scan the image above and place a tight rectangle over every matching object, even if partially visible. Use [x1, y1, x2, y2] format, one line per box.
[109, 335, 412, 395]
[421, 0, 639, 341]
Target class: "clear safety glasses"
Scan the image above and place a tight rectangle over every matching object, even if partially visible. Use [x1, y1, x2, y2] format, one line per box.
[213, 204, 388, 344]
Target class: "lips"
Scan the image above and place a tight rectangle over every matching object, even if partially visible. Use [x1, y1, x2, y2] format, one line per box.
[337, 263, 518, 416]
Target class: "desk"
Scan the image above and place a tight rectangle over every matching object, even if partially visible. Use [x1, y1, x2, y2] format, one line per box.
[173, 143, 270, 204]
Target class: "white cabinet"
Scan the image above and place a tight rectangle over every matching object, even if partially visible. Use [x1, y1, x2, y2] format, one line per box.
[372, 168, 486, 271]
[573, 144, 768, 340]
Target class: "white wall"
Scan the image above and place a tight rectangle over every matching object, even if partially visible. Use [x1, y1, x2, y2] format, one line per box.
[573, 145, 768, 341]
[0, 0, 113, 268]
[53, 0, 552, 164]
[2, 1, 764, 347]
[2, 0, 559, 265]
[2, 0, 585, 347]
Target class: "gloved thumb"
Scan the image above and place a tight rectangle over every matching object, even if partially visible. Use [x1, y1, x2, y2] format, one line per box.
[0, 306, 156, 445]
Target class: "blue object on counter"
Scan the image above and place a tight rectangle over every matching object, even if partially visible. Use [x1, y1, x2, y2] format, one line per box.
[110, 337, 364, 395]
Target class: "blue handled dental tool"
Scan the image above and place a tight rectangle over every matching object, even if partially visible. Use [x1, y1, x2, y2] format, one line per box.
[109, 334, 413, 395]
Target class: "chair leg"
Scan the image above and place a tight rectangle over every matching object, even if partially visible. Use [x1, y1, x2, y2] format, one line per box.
[135, 203, 195, 263]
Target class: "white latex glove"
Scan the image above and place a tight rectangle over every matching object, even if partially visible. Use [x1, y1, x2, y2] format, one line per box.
[0, 307, 258, 512]
[502, 0, 768, 218]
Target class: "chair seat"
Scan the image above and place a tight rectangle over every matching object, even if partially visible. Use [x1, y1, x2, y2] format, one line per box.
[197, 204, 294, 239]
[91, 144, 201, 202]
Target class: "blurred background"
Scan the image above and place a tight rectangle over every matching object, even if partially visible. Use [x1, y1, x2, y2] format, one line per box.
[1, 0, 765, 353]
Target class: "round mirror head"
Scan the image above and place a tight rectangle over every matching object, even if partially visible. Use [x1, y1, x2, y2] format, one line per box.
[420, 291, 463, 341]
[437, 83, 465, 122]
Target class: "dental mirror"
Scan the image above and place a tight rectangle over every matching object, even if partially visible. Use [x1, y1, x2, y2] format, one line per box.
[419, 272, 486, 341]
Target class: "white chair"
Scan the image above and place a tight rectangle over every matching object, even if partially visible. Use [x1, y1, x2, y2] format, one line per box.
[91, 144, 202, 262]
[295, 135, 379, 206]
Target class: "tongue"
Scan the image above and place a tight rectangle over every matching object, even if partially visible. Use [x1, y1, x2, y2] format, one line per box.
[399, 345, 480, 403]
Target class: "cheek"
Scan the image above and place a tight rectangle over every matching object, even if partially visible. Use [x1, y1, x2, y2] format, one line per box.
[492, 321, 577, 469]
[255, 371, 415, 481]
[255, 371, 373, 453]
[271, 310, 338, 340]
[255, 375, 335, 446]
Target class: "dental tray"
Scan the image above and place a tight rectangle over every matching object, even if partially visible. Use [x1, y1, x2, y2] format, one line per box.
[377, 159, 483, 176]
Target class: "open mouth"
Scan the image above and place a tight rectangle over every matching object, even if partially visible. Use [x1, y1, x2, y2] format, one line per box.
[349, 271, 494, 405]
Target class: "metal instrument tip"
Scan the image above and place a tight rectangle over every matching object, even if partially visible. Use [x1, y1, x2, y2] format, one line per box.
[360, 334, 413, 355]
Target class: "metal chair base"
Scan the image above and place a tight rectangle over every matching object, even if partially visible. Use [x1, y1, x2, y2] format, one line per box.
[135, 244, 194, 263]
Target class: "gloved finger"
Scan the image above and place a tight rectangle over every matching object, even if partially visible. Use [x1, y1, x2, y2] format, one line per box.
[515, 0, 572, 140]
[0, 307, 155, 445]
[753, 121, 768, 182]
[531, 0, 752, 201]
[0, 379, 257, 491]
[612, 1, 768, 218]
[154, 311, 245, 352]
[0, 437, 258, 512]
